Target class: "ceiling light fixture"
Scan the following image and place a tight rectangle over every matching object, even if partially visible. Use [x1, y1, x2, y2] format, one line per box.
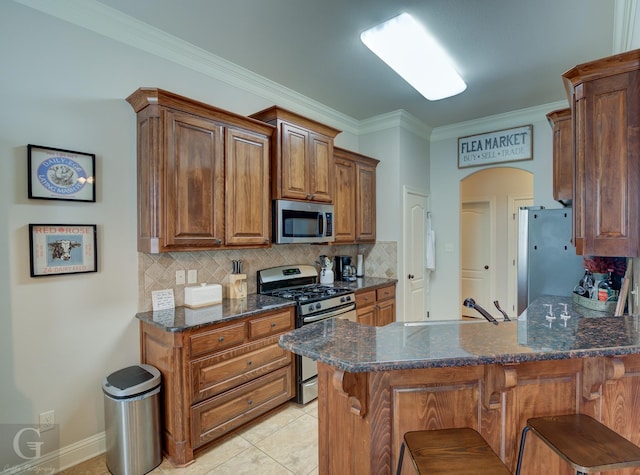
[360, 12, 467, 101]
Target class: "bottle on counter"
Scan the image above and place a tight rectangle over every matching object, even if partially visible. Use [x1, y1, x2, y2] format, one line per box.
[597, 269, 615, 301]
[576, 269, 594, 297]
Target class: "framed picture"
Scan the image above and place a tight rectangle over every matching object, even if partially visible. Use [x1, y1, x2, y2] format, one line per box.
[27, 144, 96, 202]
[29, 224, 98, 277]
[458, 125, 533, 169]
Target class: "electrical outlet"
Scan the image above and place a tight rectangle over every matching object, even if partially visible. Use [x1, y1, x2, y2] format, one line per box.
[39, 410, 54, 432]
[187, 269, 197, 284]
[175, 270, 185, 285]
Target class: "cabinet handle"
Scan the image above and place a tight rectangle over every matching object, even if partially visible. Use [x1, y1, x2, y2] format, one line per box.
[218, 336, 224, 342]
[408, 274, 414, 279]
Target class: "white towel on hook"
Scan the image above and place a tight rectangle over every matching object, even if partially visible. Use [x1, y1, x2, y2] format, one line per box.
[425, 213, 435, 271]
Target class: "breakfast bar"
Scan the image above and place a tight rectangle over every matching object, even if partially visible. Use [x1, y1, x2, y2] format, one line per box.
[279, 296, 640, 474]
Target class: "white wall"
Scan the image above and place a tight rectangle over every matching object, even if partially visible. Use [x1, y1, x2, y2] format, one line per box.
[428, 103, 566, 318]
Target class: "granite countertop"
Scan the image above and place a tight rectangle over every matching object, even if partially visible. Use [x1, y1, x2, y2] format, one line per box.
[332, 276, 397, 292]
[278, 295, 640, 373]
[136, 294, 295, 332]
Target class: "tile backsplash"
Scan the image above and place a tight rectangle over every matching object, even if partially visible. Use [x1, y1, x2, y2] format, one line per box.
[138, 241, 397, 311]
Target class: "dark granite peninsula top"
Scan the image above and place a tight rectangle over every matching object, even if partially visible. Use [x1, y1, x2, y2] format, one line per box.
[279, 295, 640, 373]
[136, 294, 295, 332]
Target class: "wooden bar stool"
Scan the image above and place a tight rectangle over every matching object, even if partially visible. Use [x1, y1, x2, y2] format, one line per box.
[515, 414, 640, 474]
[396, 427, 511, 474]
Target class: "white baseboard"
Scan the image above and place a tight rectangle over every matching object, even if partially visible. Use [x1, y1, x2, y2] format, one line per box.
[1, 432, 105, 474]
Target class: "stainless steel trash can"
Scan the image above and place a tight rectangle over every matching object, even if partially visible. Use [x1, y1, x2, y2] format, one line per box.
[103, 364, 162, 475]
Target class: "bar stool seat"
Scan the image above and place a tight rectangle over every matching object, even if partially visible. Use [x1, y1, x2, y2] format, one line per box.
[516, 414, 640, 474]
[396, 427, 511, 474]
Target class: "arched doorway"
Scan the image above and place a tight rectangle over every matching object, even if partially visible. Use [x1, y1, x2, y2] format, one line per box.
[460, 167, 533, 318]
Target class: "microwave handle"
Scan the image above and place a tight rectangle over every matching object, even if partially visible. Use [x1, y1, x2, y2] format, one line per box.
[318, 214, 324, 235]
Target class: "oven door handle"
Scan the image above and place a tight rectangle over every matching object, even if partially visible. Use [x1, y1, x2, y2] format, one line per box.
[302, 303, 356, 324]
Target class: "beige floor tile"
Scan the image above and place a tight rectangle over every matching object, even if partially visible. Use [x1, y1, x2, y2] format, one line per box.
[238, 403, 307, 445]
[205, 446, 293, 475]
[254, 414, 318, 475]
[158, 436, 253, 474]
[58, 455, 110, 474]
[300, 400, 318, 418]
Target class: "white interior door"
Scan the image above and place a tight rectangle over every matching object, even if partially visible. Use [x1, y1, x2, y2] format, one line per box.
[403, 187, 428, 322]
[460, 200, 494, 317]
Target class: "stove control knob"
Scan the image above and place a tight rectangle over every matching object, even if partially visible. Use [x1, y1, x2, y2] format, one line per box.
[345, 295, 352, 302]
[308, 305, 314, 312]
[315, 303, 321, 310]
[340, 296, 346, 303]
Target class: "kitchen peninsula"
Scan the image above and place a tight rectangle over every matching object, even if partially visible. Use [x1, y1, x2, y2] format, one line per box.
[279, 296, 640, 474]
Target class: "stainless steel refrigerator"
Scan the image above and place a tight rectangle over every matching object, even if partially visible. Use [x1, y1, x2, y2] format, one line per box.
[517, 207, 584, 315]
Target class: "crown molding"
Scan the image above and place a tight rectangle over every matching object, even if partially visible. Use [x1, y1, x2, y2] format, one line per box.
[429, 99, 569, 142]
[12, 0, 361, 135]
[358, 109, 432, 139]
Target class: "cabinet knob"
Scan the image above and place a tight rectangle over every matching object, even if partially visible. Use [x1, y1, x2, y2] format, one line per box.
[247, 360, 253, 366]
[218, 336, 224, 342]
[408, 274, 414, 279]
[271, 322, 277, 328]
[217, 239, 222, 245]
[247, 399, 253, 406]
[484, 265, 489, 270]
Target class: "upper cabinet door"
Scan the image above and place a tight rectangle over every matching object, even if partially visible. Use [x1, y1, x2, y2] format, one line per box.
[563, 50, 640, 257]
[280, 122, 310, 201]
[308, 132, 334, 203]
[546, 108, 573, 204]
[356, 161, 377, 242]
[225, 127, 271, 246]
[164, 110, 225, 250]
[333, 156, 356, 243]
[250, 106, 340, 203]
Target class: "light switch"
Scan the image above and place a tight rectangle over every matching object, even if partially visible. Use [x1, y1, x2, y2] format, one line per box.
[175, 270, 185, 285]
[188, 269, 197, 284]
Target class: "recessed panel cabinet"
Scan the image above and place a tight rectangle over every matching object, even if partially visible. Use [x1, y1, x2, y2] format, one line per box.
[355, 284, 396, 326]
[546, 108, 573, 204]
[127, 88, 273, 252]
[140, 307, 295, 466]
[563, 50, 640, 257]
[333, 147, 379, 244]
[250, 106, 340, 203]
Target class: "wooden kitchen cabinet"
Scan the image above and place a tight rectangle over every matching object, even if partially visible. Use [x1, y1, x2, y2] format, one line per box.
[127, 88, 273, 252]
[139, 306, 295, 466]
[250, 106, 340, 203]
[333, 147, 379, 243]
[355, 284, 396, 326]
[562, 49, 640, 257]
[546, 108, 573, 204]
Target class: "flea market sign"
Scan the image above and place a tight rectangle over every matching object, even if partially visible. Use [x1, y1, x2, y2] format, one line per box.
[458, 125, 533, 168]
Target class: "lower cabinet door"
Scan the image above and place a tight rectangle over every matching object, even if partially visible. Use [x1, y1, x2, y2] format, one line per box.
[190, 366, 293, 448]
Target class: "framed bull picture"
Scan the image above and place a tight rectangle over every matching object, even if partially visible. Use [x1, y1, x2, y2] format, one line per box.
[27, 144, 96, 202]
[29, 224, 97, 277]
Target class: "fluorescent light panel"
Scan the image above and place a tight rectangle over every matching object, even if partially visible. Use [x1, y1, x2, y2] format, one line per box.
[360, 12, 466, 101]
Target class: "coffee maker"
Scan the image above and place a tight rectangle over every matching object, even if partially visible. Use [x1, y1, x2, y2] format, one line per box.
[334, 255, 352, 281]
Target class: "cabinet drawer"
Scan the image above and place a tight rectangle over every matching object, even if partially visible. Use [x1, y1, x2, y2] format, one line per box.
[190, 337, 291, 403]
[191, 366, 293, 448]
[356, 290, 376, 308]
[189, 322, 246, 358]
[248, 309, 293, 340]
[376, 285, 395, 301]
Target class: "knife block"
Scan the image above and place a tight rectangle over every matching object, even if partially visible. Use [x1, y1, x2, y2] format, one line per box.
[226, 274, 247, 299]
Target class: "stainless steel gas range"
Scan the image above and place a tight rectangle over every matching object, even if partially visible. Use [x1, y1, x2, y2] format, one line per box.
[257, 264, 356, 404]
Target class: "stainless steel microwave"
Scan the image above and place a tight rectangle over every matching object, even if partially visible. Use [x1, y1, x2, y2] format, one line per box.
[273, 199, 335, 244]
